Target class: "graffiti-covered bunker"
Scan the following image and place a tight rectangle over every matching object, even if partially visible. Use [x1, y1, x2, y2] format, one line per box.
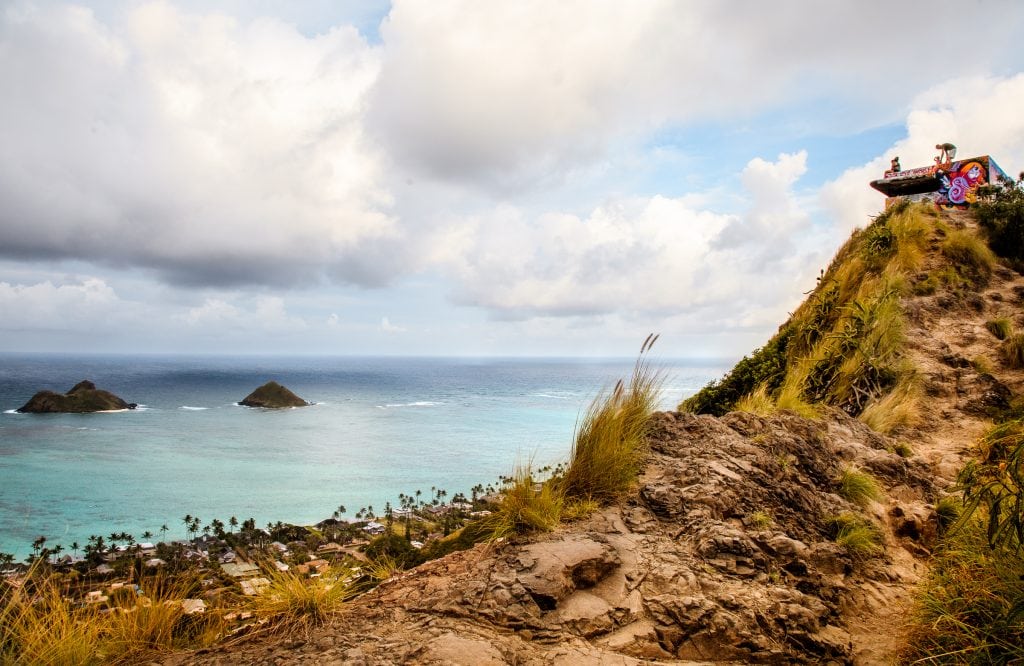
[871, 149, 1009, 208]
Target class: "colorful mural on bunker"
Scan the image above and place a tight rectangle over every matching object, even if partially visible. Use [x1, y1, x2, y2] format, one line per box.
[870, 152, 1010, 209]
[937, 160, 988, 206]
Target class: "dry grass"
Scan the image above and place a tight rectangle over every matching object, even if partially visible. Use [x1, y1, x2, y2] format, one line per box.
[734, 384, 775, 415]
[0, 575, 101, 665]
[485, 464, 563, 540]
[560, 334, 663, 502]
[561, 498, 600, 522]
[364, 554, 402, 582]
[942, 227, 996, 286]
[859, 371, 921, 434]
[250, 565, 358, 634]
[0, 570, 223, 665]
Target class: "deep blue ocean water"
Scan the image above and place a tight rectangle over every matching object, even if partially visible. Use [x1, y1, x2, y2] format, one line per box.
[0, 354, 724, 558]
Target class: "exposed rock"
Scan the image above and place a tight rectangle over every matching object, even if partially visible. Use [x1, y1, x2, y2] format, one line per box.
[16, 380, 136, 413]
[239, 381, 310, 408]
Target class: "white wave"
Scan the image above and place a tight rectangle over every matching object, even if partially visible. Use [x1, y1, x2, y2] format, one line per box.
[3, 409, 19, 414]
[379, 401, 443, 409]
[179, 406, 209, 411]
[531, 393, 571, 400]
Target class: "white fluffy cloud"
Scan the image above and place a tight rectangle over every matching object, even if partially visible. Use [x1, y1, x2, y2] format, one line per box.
[0, 2, 395, 287]
[372, 0, 1022, 189]
[0, 278, 121, 330]
[443, 152, 823, 325]
[822, 74, 1024, 233]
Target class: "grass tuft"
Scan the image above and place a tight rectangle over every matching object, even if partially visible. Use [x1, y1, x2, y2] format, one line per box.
[561, 498, 600, 522]
[364, 554, 402, 583]
[836, 523, 884, 560]
[859, 371, 920, 434]
[0, 570, 223, 664]
[985, 317, 1014, 341]
[0, 574, 101, 664]
[747, 510, 773, 530]
[250, 565, 358, 634]
[935, 495, 962, 532]
[837, 466, 883, 507]
[484, 465, 563, 540]
[561, 334, 663, 502]
[734, 384, 775, 416]
[942, 228, 996, 286]
[826, 512, 883, 560]
[1001, 333, 1024, 369]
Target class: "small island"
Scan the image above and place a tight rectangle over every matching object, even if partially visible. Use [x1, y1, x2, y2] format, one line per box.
[17, 380, 137, 413]
[238, 381, 310, 408]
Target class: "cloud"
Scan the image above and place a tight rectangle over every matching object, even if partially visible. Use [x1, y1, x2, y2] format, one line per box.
[181, 295, 306, 332]
[821, 73, 1024, 234]
[380, 316, 405, 333]
[0, 2, 398, 289]
[371, 1, 1023, 190]
[0, 278, 121, 330]
[441, 152, 824, 325]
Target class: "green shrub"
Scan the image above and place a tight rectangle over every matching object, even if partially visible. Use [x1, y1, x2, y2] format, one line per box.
[680, 328, 791, 416]
[903, 518, 1024, 664]
[956, 419, 1024, 550]
[976, 179, 1024, 265]
[365, 533, 420, 568]
[985, 318, 1013, 341]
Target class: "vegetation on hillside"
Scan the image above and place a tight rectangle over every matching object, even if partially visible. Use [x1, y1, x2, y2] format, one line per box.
[681, 200, 932, 430]
[905, 418, 1024, 664]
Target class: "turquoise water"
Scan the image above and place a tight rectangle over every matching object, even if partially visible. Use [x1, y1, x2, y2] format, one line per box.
[0, 355, 723, 558]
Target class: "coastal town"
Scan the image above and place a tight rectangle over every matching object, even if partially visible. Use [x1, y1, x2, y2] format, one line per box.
[0, 481, 515, 633]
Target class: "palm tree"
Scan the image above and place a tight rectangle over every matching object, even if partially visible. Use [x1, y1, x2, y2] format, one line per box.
[183, 514, 194, 539]
[31, 535, 46, 558]
[70, 541, 80, 558]
[142, 530, 153, 541]
[229, 516, 238, 534]
[160, 524, 169, 543]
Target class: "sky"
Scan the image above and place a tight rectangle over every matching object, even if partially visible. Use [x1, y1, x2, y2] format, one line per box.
[1, 1, 1023, 358]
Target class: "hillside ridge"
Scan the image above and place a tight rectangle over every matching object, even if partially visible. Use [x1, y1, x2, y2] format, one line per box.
[169, 204, 1024, 665]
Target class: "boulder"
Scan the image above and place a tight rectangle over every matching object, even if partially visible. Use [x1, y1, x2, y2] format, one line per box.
[239, 381, 310, 408]
[17, 380, 136, 413]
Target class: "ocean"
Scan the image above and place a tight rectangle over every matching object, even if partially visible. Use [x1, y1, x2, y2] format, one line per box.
[0, 354, 725, 559]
